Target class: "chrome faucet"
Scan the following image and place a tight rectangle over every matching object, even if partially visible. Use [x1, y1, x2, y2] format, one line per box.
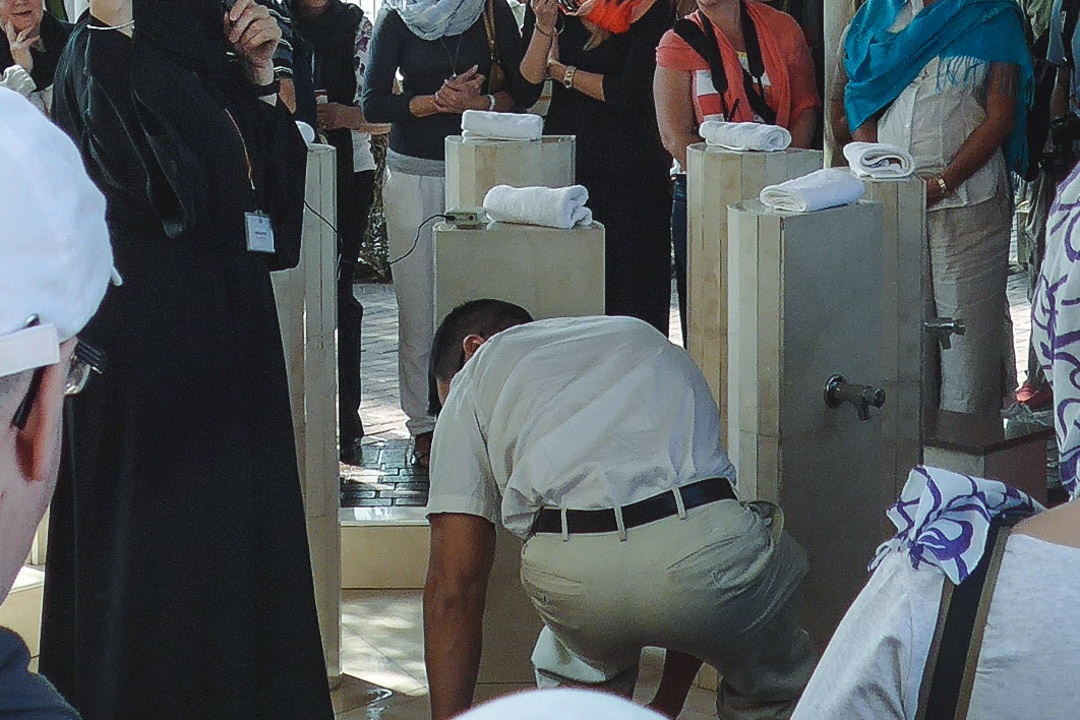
[924, 317, 966, 350]
[824, 374, 886, 421]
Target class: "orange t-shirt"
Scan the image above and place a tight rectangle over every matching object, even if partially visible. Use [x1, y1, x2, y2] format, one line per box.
[655, 4, 820, 127]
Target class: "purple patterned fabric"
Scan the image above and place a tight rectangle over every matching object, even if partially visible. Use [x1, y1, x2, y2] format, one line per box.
[1032, 162, 1080, 500]
[869, 466, 1042, 584]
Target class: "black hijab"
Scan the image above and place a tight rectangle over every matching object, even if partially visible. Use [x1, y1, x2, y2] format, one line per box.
[133, 0, 246, 98]
[0, 10, 72, 90]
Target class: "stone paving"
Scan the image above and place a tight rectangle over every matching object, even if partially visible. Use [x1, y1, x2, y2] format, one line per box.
[341, 270, 1034, 509]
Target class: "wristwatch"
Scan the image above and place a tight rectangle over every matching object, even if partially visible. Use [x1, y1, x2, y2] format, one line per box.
[562, 65, 577, 90]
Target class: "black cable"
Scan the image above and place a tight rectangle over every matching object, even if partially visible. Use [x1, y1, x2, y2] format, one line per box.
[302, 200, 446, 271]
[302, 199, 386, 277]
[387, 214, 449, 266]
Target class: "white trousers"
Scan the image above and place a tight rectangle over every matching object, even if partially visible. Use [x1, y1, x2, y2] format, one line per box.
[522, 499, 815, 720]
[927, 194, 1013, 416]
[383, 168, 444, 436]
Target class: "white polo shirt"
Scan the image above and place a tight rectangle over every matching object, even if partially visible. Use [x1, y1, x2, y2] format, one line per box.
[426, 316, 737, 539]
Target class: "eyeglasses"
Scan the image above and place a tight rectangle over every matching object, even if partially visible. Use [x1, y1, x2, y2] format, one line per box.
[10, 320, 106, 431]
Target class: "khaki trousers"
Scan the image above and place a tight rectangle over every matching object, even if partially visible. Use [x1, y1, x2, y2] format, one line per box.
[522, 499, 816, 720]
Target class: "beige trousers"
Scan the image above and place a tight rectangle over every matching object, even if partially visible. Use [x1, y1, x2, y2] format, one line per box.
[383, 168, 444, 436]
[927, 193, 1014, 416]
[521, 499, 816, 720]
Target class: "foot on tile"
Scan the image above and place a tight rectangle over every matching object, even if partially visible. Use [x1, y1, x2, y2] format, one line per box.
[340, 437, 365, 466]
[411, 431, 433, 469]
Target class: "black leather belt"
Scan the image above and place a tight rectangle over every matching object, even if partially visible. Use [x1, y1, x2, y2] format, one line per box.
[531, 477, 736, 536]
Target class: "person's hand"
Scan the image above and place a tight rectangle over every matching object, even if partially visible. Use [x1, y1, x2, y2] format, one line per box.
[4, 21, 37, 73]
[925, 175, 945, 208]
[434, 66, 485, 113]
[317, 102, 355, 131]
[530, 0, 558, 35]
[224, 0, 281, 84]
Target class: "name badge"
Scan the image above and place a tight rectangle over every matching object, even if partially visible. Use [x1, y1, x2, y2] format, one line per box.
[245, 211, 275, 254]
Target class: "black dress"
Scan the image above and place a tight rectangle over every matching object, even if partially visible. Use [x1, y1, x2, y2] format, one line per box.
[524, 0, 674, 334]
[39, 13, 334, 720]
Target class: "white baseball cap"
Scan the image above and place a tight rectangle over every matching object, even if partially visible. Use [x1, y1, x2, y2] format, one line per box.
[458, 689, 666, 720]
[0, 87, 114, 379]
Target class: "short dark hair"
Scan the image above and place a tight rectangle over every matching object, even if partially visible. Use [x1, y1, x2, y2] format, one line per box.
[428, 299, 533, 410]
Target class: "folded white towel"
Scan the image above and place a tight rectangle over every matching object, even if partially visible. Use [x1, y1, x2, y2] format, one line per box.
[461, 110, 544, 141]
[698, 120, 791, 152]
[483, 184, 593, 229]
[843, 141, 915, 178]
[759, 168, 865, 213]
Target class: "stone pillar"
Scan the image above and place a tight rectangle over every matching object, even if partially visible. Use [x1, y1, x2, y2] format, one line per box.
[862, 177, 928, 511]
[432, 219, 606, 687]
[685, 145, 821, 445]
[444, 135, 576, 209]
[272, 143, 342, 681]
[727, 199, 894, 643]
[432, 221, 605, 322]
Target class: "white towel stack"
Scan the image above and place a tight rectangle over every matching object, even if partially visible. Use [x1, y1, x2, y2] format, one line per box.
[759, 168, 865, 213]
[461, 110, 544, 141]
[483, 185, 593, 229]
[843, 141, 915, 179]
[698, 120, 792, 152]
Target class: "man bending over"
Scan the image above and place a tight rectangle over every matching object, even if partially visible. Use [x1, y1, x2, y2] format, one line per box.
[423, 300, 816, 720]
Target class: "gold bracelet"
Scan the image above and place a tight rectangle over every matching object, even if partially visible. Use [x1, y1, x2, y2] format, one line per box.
[562, 65, 577, 89]
[935, 175, 949, 197]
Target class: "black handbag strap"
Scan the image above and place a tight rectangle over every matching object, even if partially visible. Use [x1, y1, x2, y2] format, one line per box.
[672, 5, 777, 124]
[915, 510, 1033, 720]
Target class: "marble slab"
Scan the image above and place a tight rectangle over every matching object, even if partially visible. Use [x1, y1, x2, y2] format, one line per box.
[433, 221, 605, 324]
[685, 145, 821, 446]
[862, 176, 928, 514]
[444, 135, 576, 209]
[272, 143, 342, 678]
[727, 199, 892, 643]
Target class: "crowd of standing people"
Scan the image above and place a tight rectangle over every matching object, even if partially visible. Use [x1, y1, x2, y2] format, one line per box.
[3, 0, 1080, 717]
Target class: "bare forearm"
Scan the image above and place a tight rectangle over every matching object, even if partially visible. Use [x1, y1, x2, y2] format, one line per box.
[852, 119, 877, 143]
[827, 96, 852, 152]
[550, 61, 604, 102]
[790, 108, 817, 149]
[940, 63, 1017, 192]
[940, 117, 1012, 191]
[664, 131, 698, 167]
[521, 30, 554, 84]
[424, 585, 487, 720]
[409, 95, 444, 118]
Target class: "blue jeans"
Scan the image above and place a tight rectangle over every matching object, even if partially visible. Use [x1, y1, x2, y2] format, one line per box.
[672, 174, 688, 342]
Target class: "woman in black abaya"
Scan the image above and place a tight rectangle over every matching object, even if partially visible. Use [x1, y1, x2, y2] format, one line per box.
[39, 1, 334, 718]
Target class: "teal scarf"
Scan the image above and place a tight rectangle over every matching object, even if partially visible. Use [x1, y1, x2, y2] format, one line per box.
[844, 0, 1033, 175]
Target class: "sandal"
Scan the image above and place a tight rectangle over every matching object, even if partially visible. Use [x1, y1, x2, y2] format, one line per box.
[411, 431, 433, 469]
